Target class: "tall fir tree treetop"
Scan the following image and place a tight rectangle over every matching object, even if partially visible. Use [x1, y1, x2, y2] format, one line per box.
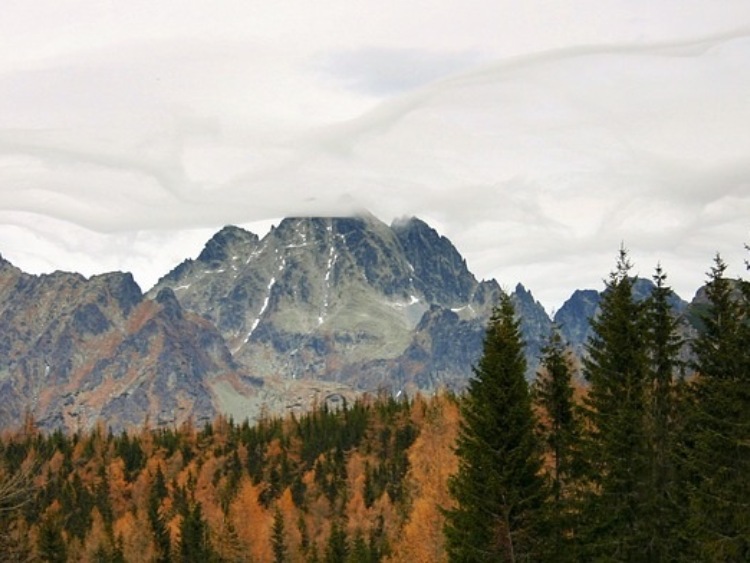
[691, 254, 746, 381]
[445, 292, 545, 562]
[579, 247, 652, 560]
[684, 252, 750, 559]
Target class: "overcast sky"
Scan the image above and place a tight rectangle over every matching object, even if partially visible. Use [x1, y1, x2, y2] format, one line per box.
[1, 1, 749, 311]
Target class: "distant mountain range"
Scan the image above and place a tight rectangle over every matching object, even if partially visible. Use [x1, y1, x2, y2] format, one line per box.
[0, 213, 695, 432]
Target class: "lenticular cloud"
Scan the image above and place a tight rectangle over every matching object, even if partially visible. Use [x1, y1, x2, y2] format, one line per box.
[0, 24, 749, 309]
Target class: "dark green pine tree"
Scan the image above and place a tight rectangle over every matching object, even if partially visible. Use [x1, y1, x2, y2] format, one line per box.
[148, 466, 171, 563]
[37, 516, 67, 563]
[349, 530, 371, 563]
[641, 264, 685, 558]
[324, 520, 348, 563]
[532, 326, 582, 561]
[178, 501, 214, 563]
[272, 507, 288, 563]
[579, 248, 651, 560]
[685, 254, 750, 559]
[444, 292, 545, 562]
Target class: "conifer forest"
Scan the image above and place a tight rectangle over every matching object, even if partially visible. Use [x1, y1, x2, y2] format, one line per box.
[1, 248, 749, 562]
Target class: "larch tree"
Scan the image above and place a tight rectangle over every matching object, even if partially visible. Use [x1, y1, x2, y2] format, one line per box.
[444, 292, 545, 562]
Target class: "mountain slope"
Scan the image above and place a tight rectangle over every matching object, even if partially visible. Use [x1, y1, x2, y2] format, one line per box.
[0, 257, 249, 432]
[1, 215, 699, 433]
[151, 214, 551, 393]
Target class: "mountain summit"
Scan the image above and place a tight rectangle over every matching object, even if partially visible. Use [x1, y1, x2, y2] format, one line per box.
[149, 214, 539, 397]
[0, 213, 688, 432]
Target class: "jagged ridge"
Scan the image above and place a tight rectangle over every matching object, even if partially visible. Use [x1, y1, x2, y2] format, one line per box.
[0, 213, 693, 432]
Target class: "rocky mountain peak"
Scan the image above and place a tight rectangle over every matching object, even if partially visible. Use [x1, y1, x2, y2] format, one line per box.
[90, 271, 143, 316]
[9, 211, 688, 432]
[197, 225, 260, 267]
[0, 253, 22, 279]
[155, 287, 183, 321]
[392, 216, 477, 306]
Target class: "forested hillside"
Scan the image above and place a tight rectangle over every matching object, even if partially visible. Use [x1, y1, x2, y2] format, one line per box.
[0, 249, 748, 562]
[444, 250, 750, 561]
[0, 394, 460, 562]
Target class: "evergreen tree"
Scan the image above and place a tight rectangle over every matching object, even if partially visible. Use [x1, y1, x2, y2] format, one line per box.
[532, 326, 581, 561]
[325, 520, 349, 563]
[178, 501, 214, 562]
[148, 467, 171, 563]
[579, 248, 651, 559]
[272, 507, 288, 563]
[349, 530, 371, 563]
[94, 463, 113, 536]
[685, 255, 750, 559]
[37, 516, 67, 563]
[641, 264, 685, 558]
[444, 292, 545, 562]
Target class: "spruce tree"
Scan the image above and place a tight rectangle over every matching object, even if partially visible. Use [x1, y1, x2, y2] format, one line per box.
[579, 248, 650, 559]
[532, 326, 581, 561]
[685, 255, 750, 559]
[641, 264, 685, 558]
[37, 516, 67, 563]
[325, 520, 348, 563]
[272, 507, 288, 563]
[148, 467, 171, 563]
[178, 501, 214, 562]
[444, 292, 545, 562]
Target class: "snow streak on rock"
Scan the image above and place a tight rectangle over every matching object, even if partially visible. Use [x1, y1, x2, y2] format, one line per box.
[243, 252, 287, 344]
[319, 221, 336, 326]
[245, 276, 274, 343]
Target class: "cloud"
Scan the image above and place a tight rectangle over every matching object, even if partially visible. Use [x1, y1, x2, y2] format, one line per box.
[1, 2, 750, 310]
[318, 48, 483, 95]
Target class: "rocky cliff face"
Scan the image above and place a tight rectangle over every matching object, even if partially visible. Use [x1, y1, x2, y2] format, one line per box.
[554, 289, 601, 357]
[150, 214, 546, 393]
[0, 216, 695, 433]
[0, 258, 260, 432]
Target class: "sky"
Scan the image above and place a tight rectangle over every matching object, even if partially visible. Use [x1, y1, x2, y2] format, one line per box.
[1, 1, 749, 312]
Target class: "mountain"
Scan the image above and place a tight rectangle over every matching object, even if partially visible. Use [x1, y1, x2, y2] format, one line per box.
[554, 289, 600, 357]
[149, 214, 547, 394]
[554, 277, 691, 358]
[0, 257, 250, 432]
[0, 215, 695, 433]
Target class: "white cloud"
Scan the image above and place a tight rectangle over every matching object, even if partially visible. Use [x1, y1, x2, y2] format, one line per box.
[1, 1, 749, 311]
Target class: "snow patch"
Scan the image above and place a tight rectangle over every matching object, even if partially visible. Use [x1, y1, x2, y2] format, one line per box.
[244, 275, 276, 343]
[245, 249, 262, 264]
[451, 304, 476, 315]
[318, 221, 337, 326]
[390, 295, 420, 308]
